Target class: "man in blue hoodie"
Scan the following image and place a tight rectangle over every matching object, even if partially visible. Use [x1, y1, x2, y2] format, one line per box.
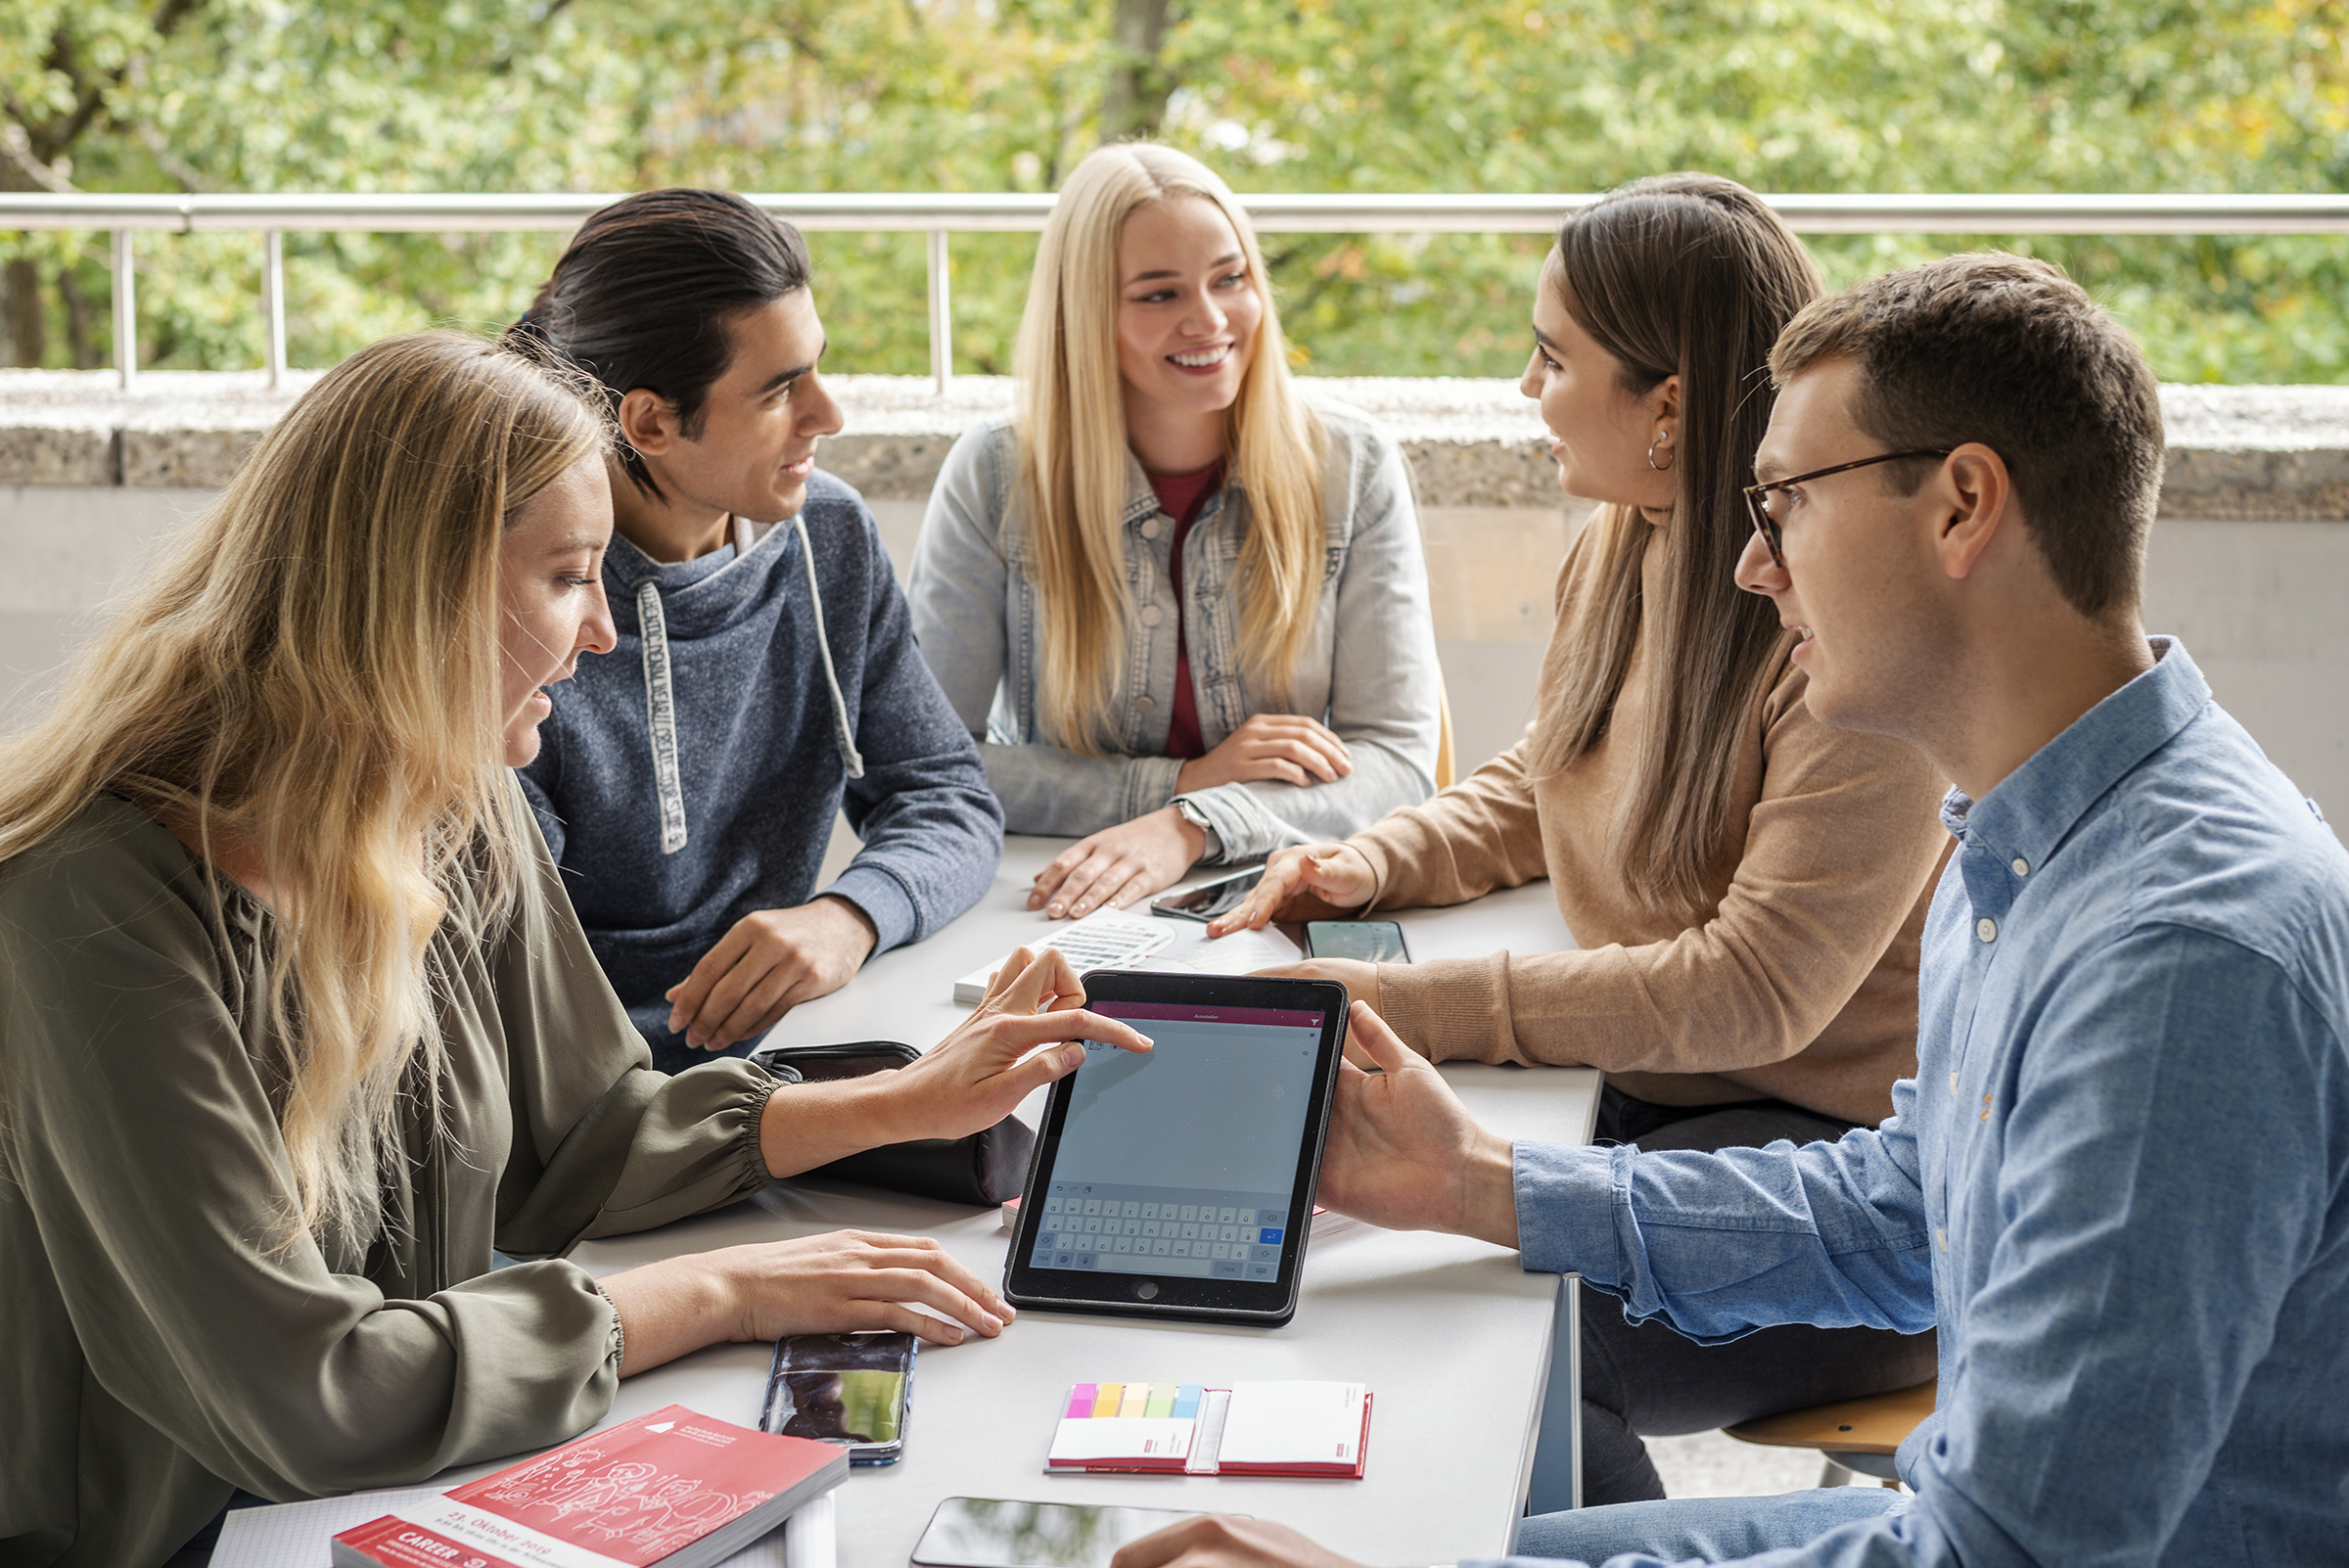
[511, 189, 1003, 1071]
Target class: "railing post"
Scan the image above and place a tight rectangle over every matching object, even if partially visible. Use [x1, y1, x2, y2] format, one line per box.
[928, 228, 951, 395]
[262, 229, 287, 390]
[112, 229, 136, 390]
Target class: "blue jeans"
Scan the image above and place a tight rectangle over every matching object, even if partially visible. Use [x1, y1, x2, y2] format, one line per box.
[1514, 1487, 1904, 1564]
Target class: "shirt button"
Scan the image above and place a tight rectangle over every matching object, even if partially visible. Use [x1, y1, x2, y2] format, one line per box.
[1949, 1071, 1959, 1095]
[1976, 916, 1998, 944]
[2010, 857, 2030, 877]
[1137, 695, 1156, 710]
[1936, 1227, 1948, 1252]
[1140, 518, 1163, 540]
[1139, 605, 1165, 627]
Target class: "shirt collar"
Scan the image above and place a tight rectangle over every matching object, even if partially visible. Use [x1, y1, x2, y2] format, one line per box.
[1121, 448, 1237, 528]
[1944, 636, 2211, 874]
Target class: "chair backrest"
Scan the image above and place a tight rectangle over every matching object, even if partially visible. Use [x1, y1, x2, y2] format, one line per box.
[1435, 676, 1456, 791]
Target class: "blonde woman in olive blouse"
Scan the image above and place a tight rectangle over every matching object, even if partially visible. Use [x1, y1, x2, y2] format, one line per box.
[0, 333, 1145, 1568]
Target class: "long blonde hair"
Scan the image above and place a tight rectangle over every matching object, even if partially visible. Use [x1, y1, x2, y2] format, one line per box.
[0, 331, 607, 1247]
[1526, 175, 1822, 908]
[1014, 143, 1325, 751]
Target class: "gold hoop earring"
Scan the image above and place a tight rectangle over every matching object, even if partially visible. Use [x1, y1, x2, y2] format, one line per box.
[1647, 432, 1675, 473]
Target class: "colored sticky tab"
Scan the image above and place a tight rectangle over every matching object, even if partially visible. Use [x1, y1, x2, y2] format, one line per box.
[1092, 1383, 1124, 1417]
[1173, 1384, 1203, 1419]
[1067, 1384, 1097, 1418]
[1145, 1383, 1175, 1418]
[1117, 1383, 1150, 1417]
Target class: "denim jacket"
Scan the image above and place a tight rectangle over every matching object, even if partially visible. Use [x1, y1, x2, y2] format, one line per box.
[1487, 641, 2349, 1568]
[906, 404, 1442, 859]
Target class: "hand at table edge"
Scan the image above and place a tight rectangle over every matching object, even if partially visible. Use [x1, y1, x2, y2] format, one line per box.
[598, 1227, 1014, 1377]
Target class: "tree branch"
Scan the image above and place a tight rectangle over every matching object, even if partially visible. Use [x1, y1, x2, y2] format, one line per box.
[27, 0, 207, 164]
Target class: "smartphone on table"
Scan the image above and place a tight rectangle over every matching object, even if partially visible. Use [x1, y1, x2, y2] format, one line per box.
[1147, 864, 1265, 921]
[759, 1331, 915, 1466]
[1305, 919, 1410, 963]
[912, 1498, 1235, 1568]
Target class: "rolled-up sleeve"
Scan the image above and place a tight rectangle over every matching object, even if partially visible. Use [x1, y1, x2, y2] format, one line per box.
[491, 807, 786, 1254]
[1512, 1076, 1937, 1344]
[0, 881, 626, 1499]
[0, 804, 789, 1514]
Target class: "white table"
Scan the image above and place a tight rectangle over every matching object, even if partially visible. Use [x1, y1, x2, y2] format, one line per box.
[569, 840, 1596, 1568]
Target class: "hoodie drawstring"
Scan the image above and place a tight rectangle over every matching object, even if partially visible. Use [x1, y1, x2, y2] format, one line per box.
[794, 513, 866, 780]
[637, 579, 690, 855]
[633, 518, 863, 858]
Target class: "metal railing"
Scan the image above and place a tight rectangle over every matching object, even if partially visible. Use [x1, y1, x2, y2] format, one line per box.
[9, 191, 2349, 393]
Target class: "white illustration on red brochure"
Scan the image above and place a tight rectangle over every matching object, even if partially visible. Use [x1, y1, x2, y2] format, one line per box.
[333, 1404, 845, 1568]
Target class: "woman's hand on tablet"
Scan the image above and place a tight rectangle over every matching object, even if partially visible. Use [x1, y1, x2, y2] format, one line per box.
[1029, 807, 1206, 919]
[601, 1229, 1014, 1376]
[1205, 842, 1375, 936]
[1174, 714, 1354, 792]
[1317, 1002, 1519, 1249]
[1112, 1515, 1360, 1568]
[881, 945, 1154, 1141]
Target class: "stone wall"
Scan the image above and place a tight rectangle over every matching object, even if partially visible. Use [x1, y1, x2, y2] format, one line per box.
[3, 371, 2344, 830]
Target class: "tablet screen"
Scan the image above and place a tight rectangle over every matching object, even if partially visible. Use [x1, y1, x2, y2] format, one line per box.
[1024, 999, 1323, 1285]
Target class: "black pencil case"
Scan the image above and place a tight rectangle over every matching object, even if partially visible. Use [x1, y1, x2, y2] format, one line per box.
[749, 1039, 1035, 1207]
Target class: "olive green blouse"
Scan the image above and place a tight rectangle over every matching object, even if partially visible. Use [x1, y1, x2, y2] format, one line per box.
[0, 794, 784, 1567]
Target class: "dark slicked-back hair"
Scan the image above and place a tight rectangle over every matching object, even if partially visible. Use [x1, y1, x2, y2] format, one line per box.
[1770, 253, 2163, 618]
[509, 188, 811, 500]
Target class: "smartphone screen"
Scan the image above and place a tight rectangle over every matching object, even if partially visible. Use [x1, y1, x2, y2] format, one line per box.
[1147, 866, 1266, 921]
[911, 1498, 1225, 1568]
[760, 1332, 915, 1466]
[1305, 920, 1410, 963]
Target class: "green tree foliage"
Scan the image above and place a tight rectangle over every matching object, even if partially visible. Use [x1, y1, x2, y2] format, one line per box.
[4, 0, 2346, 380]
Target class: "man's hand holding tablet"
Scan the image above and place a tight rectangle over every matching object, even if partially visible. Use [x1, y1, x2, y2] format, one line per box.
[1104, 1005, 1524, 1568]
[1316, 1002, 1520, 1249]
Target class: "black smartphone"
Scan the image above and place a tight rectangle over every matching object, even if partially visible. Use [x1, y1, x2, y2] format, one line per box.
[759, 1331, 915, 1466]
[1304, 919, 1410, 963]
[1146, 864, 1265, 921]
[911, 1498, 1232, 1568]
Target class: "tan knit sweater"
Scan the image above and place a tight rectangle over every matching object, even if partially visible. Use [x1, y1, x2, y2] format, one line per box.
[1356, 523, 1953, 1127]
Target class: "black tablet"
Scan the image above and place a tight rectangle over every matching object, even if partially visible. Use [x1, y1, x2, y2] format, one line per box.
[1002, 970, 1350, 1327]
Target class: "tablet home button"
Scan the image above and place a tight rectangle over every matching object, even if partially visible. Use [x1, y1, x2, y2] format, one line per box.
[1135, 1281, 1159, 1300]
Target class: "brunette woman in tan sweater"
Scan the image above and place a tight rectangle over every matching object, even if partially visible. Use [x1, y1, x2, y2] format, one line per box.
[1212, 175, 1953, 1507]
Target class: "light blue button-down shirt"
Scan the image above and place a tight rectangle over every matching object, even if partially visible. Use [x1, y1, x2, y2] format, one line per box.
[1486, 639, 2349, 1567]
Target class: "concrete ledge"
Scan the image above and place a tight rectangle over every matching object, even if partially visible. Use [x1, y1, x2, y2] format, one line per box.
[8, 371, 2349, 517]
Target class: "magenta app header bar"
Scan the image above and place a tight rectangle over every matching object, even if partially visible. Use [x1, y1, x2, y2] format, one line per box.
[1092, 1001, 1325, 1029]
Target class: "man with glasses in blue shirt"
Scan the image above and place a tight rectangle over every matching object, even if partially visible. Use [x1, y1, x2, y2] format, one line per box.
[1116, 253, 2349, 1567]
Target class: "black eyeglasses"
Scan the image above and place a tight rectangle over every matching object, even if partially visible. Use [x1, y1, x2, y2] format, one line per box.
[1741, 449, 1954, 568]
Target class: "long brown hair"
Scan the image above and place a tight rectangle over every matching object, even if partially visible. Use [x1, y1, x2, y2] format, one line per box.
[0, 331, 607, 1246]
[1014, 143, 1325, 751]
[1528, 174, 1823, 907]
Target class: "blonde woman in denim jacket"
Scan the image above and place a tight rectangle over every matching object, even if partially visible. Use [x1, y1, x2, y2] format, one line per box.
[909, 144, 1442, 919]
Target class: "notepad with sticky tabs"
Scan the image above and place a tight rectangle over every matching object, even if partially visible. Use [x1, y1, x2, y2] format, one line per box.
[1045, 1380, 1369, 1477]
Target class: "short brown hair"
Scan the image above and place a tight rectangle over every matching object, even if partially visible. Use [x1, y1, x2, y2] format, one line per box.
[1770, 254, 2163, 618]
